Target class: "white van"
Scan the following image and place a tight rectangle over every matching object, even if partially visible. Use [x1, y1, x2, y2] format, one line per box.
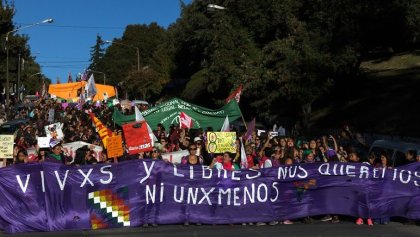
[132, 100, 149, 106]
[368, 140, 420, 167]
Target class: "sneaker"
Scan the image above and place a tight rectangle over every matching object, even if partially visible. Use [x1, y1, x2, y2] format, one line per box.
[367, 218, 373, 226]
[303, 217, 313, 224]
[404, 220, 416, 225]
[356, 218, 363, 225]
[283, 220, 294, 225]
[256, 222, 266, 226]
[321, 215, 332, 222]
[268, 221, 278, 226]
[331, 216, 340, 223]
[184, 222, 189, 226]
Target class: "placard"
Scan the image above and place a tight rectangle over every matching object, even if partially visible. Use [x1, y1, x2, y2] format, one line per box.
[37, 137, 50, 148]
[206, 132, 236, 153]
[48, 109, 55, 123]
[0, 135, 14, 159]
[106, 135, 124, 158]
[161, 150, 189, 164]
[122, 121, 153, 154]
[44, 123, 64, 140]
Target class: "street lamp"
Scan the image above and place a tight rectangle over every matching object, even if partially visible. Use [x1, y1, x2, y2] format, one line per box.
[104, 40, 140, 71]
[5, 18, 53, 109]
[29, 72, 42, 78]
[88, 70, 106, 84]
[207, 4, 226, 10]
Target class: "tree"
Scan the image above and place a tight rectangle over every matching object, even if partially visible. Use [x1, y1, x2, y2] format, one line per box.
[94, 23, 168, 93]
[124, 67, 162, 101]
[88, 34, 105, 71]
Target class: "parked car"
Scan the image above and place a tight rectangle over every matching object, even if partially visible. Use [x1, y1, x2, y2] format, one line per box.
[0, 118, 30, 135]
[368, 140, 420, 167]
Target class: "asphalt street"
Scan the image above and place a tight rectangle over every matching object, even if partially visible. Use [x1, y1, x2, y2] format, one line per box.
[2, 221, 419, 237]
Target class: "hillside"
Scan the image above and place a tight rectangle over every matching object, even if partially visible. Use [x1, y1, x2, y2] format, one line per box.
[311, 51, 420, 136]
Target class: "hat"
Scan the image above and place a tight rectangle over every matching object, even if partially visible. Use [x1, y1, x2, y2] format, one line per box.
[194, 137, 202, 143]
[302, 149, 312, 157]
[49, 139, 62, 149]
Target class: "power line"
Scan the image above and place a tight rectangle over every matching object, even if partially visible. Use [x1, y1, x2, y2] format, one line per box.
[37, 56, 87, 60]
[40, 64, 86, 68]
[38, 60, 90, 63]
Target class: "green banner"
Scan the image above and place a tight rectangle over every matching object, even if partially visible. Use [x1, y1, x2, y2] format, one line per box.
[112, 109, 135, 126]
[112, 98, 243, 130]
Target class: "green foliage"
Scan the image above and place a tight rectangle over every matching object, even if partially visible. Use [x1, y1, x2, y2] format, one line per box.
[93, 23, 169, 99]
[86, 0, 420, 127]
[89, 34, 105, 71]
[0, 1, 44, 96]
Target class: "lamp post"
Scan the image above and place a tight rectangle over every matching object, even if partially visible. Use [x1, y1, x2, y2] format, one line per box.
[5, 18, 53, 109]
[207, 4, 226, 10]
[88, 70, 106, 84]
[104, 40, 140, 71]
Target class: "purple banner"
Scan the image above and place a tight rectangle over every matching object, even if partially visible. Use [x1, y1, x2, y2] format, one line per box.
[0, 161, 419, 233]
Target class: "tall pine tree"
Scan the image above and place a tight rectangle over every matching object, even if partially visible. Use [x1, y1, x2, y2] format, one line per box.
[89, 34, 105, 71]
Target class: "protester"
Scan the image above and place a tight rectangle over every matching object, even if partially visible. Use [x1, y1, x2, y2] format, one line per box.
[373, 152, 391, 225]
[2, 96, 419, 229]
[181, 144, 203, 165]
[45, 139, 67, 164]
[14, 149, 28, 164]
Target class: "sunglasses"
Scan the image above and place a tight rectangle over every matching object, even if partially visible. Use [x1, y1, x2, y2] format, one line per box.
[152, 150, 158, 153]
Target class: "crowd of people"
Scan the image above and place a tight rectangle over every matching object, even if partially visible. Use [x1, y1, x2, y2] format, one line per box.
[1, 97, 419, 227]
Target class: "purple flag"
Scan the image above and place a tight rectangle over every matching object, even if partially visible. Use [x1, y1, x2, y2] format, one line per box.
[245, 118, 256, 140]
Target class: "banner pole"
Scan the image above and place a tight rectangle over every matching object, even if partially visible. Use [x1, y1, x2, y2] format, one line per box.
[241, 113, 248, 131]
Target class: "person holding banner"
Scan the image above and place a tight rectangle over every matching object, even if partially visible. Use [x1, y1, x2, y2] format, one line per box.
[181, 144, 203, 165]
[45, 139, 68, 164]
[151, 148, 162, 160]
[33, 147, 49, 162]
[14, 149, 28, 164]
[210, 152, 239, 171]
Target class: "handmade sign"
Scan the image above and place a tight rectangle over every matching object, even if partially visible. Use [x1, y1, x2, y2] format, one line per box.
[62, 141, 103, 162]
[161, 150, 189, 164]
[37, 137, 50, 148]
[206, 132, 236, 153]
[0, 135, 14, 159]
[44, 123, 64, 140]
[48, 109, 55, 123]
[106, 135, 124, 158]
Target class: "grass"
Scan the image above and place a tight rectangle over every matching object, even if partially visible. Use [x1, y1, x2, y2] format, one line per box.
[311, 50, 420, 137]
[361, 50, 420, 71]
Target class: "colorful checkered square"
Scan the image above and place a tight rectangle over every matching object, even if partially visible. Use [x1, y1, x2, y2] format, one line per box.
[88, 188, 130, 229]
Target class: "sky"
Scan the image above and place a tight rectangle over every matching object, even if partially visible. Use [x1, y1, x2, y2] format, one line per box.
[12, 0, 192, 83]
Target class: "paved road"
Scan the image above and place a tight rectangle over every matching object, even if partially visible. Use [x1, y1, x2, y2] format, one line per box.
[3, 221, 419, 237]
